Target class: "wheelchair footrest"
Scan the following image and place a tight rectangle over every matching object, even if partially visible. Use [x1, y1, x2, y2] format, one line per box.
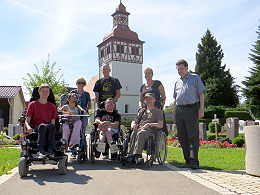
[96, 142, 106, 153]
[110, 144, 119, 153]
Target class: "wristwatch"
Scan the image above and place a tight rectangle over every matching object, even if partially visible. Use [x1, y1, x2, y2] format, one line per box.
[149, 123, 152, 127]
[200, 106, 204, 108]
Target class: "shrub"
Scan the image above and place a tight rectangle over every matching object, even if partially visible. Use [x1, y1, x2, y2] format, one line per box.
[207, 133, 216, 141]
[217, 137, 232, 144]
[121, 120, 131, 126]
[232, 137, 245, 147]
[225, 111, 250, 120]
[208, 122, 221, 133]
[3, 127, 8, 134]
[12, 134, 24, 140]
[165, 119, 173, 124]
[173, 131, 178, 137]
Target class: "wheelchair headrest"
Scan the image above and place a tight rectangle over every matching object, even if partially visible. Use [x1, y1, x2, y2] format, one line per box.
[30, 86, 56, 106]
[60, 94, 82, 107]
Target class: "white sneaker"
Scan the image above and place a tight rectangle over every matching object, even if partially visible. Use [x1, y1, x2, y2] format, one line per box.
[36, 152, 46, 159]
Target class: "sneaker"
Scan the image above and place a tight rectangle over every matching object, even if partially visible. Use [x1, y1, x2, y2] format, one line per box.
[135, 154, 144, 166]
[48, 153, 55, 159]
[70, 153, 76, 159]
[103, 154, 109, 159]
[36, 152, 46, 159]
[190, 163, 198, 169]
[69, 143, 79, 150]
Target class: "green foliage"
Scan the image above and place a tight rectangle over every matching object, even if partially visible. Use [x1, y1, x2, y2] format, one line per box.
[165, 119, 173, 124]
[207, 133, 216, 141]
[204, 105, 226, 119]
[195, 29, 239, 107]
[121, 120, 131, 127]
[167, 147, 245, 170]
[208, 122, 221, 133]
[241, 25, 260, 118]
[22, 53, 68, 98]
[173, 131, 178, 137]
[232, 137, 245, 147]
[12, 134, 24, 140]
[225, 111, 250, 120]
[164, 102, 174, 112]
[217, 137, 232, 144]
[3, 127, 8, 134]
[0, 148, 20, 176]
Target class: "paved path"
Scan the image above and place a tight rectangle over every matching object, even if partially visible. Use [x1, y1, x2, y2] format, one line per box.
[0, 156, 221, 195]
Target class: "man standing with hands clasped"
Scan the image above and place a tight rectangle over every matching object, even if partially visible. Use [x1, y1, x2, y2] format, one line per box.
[173, 59, 206, 169]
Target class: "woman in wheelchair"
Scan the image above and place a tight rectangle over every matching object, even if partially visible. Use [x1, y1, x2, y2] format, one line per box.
[59, 93, 84, 152]
[122, 93, 163, 165]
[94, 98, 121, 159]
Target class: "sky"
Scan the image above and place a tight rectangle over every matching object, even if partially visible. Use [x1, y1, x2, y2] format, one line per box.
[0, 0, 259, 106]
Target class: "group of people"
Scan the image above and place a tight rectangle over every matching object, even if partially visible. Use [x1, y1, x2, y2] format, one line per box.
[25, 59, 206, 169]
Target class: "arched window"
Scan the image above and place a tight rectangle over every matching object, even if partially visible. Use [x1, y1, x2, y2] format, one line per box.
[125, 104, 129, 113]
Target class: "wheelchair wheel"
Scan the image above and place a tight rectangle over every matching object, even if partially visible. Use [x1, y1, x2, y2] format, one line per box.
[157, 131, 168, 165]
[18, 157, 28, 177]
[58, 156, 68, 175]
[78, 151, 86, 163]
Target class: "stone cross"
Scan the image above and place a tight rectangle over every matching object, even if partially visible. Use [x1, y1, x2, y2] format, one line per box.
[212, 114, 219, 141]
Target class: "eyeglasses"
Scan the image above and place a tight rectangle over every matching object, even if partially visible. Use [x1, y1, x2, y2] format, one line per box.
[77, 82, 85, 85]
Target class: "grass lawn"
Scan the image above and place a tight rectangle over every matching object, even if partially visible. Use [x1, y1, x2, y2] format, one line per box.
[167, 147, 245, 170]
[0, 147, 20, 176]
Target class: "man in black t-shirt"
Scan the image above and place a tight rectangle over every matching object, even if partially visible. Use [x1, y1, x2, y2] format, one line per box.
[93, 63, 122, 110]
[95, 98, 121, 159]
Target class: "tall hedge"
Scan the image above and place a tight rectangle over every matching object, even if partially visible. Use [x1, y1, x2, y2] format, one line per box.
[225, 111, 250, 120]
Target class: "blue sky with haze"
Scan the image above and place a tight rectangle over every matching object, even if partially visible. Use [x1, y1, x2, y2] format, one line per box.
[0, 0, 259, 106]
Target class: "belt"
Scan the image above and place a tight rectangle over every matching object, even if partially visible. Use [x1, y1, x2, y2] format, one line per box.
[178, 103, 197, 108]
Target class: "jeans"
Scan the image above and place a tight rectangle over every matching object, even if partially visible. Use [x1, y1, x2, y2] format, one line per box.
[34, 123, 56, 154]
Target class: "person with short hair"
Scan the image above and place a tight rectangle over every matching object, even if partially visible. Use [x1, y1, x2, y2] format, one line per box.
[123, 93, 163, 165]
[93, 63, 122, 110]
[173, 59, 206, 169]
[25, 83, 58, 159]
[94, 98, 121, 159]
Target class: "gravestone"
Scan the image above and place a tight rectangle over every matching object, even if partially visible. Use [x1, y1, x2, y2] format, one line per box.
[245, 120, 259, 126]
[0, 118, 4, 133]
[199, 122, 207, 140]
[226, 117, 239, 140]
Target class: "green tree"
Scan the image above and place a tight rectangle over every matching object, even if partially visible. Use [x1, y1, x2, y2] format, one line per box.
[164, 102, 174, 112]
[242, 24, 260, 118]
[195, 29, 239, 107]
[22, 54, 68, 98]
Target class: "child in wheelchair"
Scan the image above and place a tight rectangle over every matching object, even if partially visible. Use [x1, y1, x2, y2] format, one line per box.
[59, 93, 85, 153]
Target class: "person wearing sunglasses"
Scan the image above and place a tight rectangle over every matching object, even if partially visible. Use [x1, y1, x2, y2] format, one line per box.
[69, 76, 91, 159]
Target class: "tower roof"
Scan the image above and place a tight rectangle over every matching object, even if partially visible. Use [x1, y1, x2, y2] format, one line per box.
[102, 2, 143, 43]
[116, 2, 126, 12]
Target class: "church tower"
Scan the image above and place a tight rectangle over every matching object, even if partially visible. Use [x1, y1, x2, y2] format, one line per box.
[97, 2, 144, 114]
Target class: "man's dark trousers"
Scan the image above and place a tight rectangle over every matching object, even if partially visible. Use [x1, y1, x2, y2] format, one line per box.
[176, 104, 199, 166]
[34, 123, 56, 153]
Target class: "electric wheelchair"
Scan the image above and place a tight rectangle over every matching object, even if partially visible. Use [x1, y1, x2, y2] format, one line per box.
[122, 128, 168, 167]
[18, 87, 67, 177]
[59, 94, 89, 163]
